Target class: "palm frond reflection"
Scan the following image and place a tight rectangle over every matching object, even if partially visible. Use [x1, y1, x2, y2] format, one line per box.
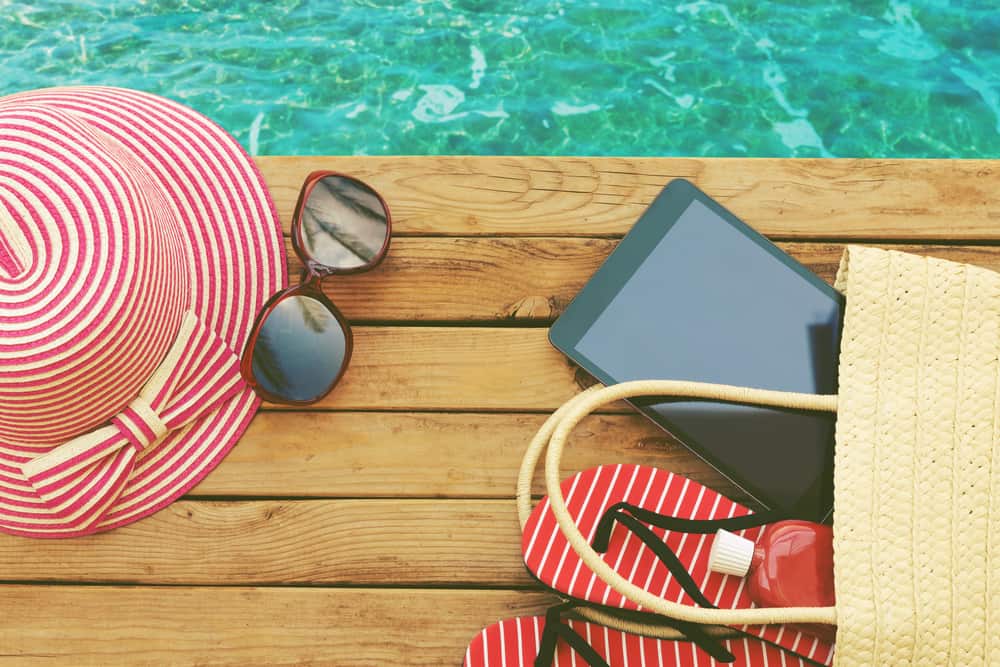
[301, 176, 388, 269]
[251, 295, 346, 402]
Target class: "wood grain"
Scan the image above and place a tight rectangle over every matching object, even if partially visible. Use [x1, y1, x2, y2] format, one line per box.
[257, 156, 1000, 239]
[266, 326, 607, 411]
[290, 238, 1000, 322]
[287, 236, 613, 322]
[195, 411, 731, 498]
[0, 586, 554, 666]
[10, 157, 1000, 666]
[0, 499, 529, 585]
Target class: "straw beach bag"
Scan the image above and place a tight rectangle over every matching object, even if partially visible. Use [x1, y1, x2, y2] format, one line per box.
[521, 246, 1000, 665]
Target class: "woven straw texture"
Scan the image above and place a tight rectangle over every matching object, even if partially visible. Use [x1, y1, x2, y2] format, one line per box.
[832, 245, 1000, 665]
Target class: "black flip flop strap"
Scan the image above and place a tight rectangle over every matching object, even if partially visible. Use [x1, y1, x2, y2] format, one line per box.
[597, 510, 719, 608]
[584, 503, 835, 665]
[594, 501, 782, 544]
[535, 604, 610, 667]
[591, 501, 782, 606]
[534, 603, 736, 666]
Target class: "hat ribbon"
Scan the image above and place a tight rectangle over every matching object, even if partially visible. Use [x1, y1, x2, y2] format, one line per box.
[10, 311, 245, 535]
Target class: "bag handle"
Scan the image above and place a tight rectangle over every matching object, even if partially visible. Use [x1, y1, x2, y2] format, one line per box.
[519, 380, 839, 627]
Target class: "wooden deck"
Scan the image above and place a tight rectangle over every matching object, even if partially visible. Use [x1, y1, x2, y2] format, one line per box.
[1, 157, 998, 665]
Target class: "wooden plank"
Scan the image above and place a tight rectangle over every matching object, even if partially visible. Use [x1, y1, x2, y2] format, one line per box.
[0, 586, 553, 666]
[273, 242, 1000, 409]
[0, 500, 528, 585]
[288, 238, 1000, 322]
[286, 236, 612, 322]
[2, 494, 758, 585]
[256, 156, 1000, 239]
[198, 411, 731, 498]
[267, 326, 588, 411]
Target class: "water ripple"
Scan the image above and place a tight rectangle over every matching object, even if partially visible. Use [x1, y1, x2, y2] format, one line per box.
[0, 0, 997, 157]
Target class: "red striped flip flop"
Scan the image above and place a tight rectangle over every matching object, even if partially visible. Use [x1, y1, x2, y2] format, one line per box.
[463, 605, 829, 667]
[521, 464, 834, 666]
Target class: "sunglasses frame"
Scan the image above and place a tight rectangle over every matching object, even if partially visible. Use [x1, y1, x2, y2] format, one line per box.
[240, 171, 392, 405]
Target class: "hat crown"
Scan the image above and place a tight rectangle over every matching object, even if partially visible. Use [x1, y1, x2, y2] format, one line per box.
[0, 102, 189, 447]
[0, 200, 31, 280]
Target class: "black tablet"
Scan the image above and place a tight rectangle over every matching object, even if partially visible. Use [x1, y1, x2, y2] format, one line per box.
[549, 179, 843, 521]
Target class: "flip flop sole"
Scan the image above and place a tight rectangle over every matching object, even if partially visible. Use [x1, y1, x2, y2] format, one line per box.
[463, 616, 825, 667]
[522, 464, 834, 665]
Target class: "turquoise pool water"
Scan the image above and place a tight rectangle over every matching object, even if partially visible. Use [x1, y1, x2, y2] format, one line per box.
[2, 1, 998, 157]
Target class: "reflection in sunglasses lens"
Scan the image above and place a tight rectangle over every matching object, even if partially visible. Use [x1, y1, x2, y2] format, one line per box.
[251, 295, 347, 402]
[300, 175, 389, 270]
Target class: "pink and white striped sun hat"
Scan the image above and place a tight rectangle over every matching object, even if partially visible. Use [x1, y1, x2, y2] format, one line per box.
[0, 86, 286, 538]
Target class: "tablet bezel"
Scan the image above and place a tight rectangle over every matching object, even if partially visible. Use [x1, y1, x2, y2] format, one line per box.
[548, 178, 843, 518]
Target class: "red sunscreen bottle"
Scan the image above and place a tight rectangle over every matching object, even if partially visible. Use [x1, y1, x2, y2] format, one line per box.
[708, 520, 836, 643]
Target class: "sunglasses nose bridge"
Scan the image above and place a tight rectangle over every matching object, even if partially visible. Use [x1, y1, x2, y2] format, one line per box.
[299, 266, 321, 286]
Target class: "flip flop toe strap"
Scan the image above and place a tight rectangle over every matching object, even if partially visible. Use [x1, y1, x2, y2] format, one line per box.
[591, 501, 783, 608]
[535, 603, 737, 666]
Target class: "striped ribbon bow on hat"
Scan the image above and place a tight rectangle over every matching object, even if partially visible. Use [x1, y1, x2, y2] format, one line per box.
[0, 312, 246, 537]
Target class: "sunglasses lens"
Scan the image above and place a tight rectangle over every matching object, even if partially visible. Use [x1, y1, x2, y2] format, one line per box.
[250, 295, 348, 403]
[300, 175, 389, 270]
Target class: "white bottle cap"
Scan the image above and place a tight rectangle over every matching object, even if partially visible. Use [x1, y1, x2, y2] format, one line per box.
[708, 528, 755, 577]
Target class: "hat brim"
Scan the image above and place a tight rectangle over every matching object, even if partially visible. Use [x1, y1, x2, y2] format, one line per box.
[3, 86, 286, 535]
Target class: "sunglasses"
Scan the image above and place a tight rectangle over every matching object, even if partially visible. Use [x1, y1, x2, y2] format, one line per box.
[241, 171, 391, 405]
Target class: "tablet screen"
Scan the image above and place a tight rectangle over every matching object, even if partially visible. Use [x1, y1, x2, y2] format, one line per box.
[558, 184, 841, 519]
